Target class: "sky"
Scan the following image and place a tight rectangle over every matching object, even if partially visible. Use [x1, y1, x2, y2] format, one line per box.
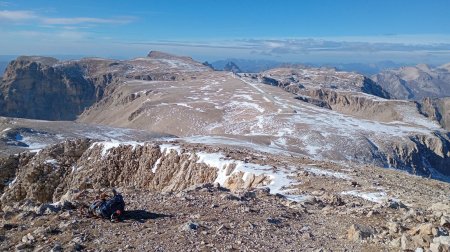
[1, 0, 450, 64]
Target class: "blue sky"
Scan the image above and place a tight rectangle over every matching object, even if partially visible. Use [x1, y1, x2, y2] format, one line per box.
[1, 0, 450, 64]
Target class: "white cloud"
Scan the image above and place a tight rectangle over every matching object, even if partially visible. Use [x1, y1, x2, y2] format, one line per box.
[55, 30, 89, 40]
[42, 16, 134, 25]
[0, 9, 134, 26]
[0, 10, 36, 21]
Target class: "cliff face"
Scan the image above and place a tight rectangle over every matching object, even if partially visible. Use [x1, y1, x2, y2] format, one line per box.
[0, 53, 211, 120]
[0, 139, 274, 207]
[372, 64, 450, 100]
[0, 57, 112, 120]
[258, 67, 390, 99]
[417, 97, 450, 131]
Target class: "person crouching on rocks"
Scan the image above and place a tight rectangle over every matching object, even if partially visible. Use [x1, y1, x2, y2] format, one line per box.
[88, 189, 125, 222]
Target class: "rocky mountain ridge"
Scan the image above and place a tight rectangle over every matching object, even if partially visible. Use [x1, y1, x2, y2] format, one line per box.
[0, 52, 211, 120]
[0, 51, 450, 251]
[1, 138, 450, 251]
[372, 64, 450, 100]
[1, 52, 449, 180]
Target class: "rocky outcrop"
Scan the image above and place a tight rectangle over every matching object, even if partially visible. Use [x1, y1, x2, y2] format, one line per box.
[260, 67, 390, 99]
[386, 132, 450, 177]
[372, 64, 450, 100]
[202, 61, 215, 70]
[295, 89, 402, 122]
[0, 139, 273, 208]
[255, 67, 398, 121]
[418, 97, 450, 131]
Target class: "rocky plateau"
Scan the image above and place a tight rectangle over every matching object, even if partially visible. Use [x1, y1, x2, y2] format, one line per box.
[0, 51, 449, 251]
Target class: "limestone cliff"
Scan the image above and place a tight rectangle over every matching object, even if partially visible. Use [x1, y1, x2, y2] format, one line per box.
[0, 139, 272, 208]
[0, 53, 211, 120]
[417, 97, 450, 131]
[0, 57, 116, 120]
[372, 64, 450, 100]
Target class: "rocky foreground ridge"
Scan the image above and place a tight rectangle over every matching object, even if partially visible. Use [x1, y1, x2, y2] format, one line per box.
[0, 139, 450, 251]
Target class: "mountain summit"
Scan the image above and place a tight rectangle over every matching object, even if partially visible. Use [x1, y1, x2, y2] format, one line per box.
[223, 61, 242, 73]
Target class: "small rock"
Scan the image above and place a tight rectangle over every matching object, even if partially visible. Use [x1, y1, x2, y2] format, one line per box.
[36, 203, 61, 215]
[301, 196, 317, 205]
[347, 224, 374, 241]
[429, 241, 450, 252]
[387, 221, 400, 234]
[350, 181, 360, 187]
[430, 203, 450, 215]
[216, 224, 229, 233]
[21, 233, 35, 244]
[220, 194, 241, 201]
[412, 234, 432, 248]
[180, 221, 199, 232]
[401, 234, 416, 251]
[2, 223, 17, 230]
[441, 216, 450, 228]
[50, 243, 63, 252]
[69, 242, 84, 251]
[300, 226, 311, 232]
[433, 236, 450, 246]
[366, 210, 379, 217]
[302, 232, 313, 239]
[389, 237, 401, 248]
[267, 218, 282, 225]
[15, 243, 29, 250]
[409, 223, 434, 236]
[386, 199, 407, 210]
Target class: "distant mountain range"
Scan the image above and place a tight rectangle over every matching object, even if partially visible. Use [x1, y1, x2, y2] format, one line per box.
[210, 59, 282, 73]
[372, 64, 450, 100]
[209, 58, 415, 76]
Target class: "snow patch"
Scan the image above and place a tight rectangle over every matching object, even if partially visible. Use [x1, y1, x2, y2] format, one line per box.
[8, 177, 17, 188]
[195, 151, 304, 202]
[304, 166, 351, 180]
[341, 190, 387, 203]
[159, 144, 182, 155]
[90, 141, 142, 157]
[175, 103, 193, 109]
[44, 159, 59, 166]
[152, 157, 162, 173]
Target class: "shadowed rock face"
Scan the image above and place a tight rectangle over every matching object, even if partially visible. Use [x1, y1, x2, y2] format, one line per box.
[223, 61, 242, 73]
[372, 64, 450, 100]
[418, 97, 450, 131]
[0, 57, 115, 120]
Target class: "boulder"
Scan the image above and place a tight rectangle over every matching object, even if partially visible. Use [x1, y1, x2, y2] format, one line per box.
[347, 224, 374, 241]
[401, 234, 416, 251]
[441, 216, 450, 228]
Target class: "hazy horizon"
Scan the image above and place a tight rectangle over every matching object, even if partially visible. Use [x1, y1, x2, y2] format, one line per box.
[1, 0, 450, 65]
